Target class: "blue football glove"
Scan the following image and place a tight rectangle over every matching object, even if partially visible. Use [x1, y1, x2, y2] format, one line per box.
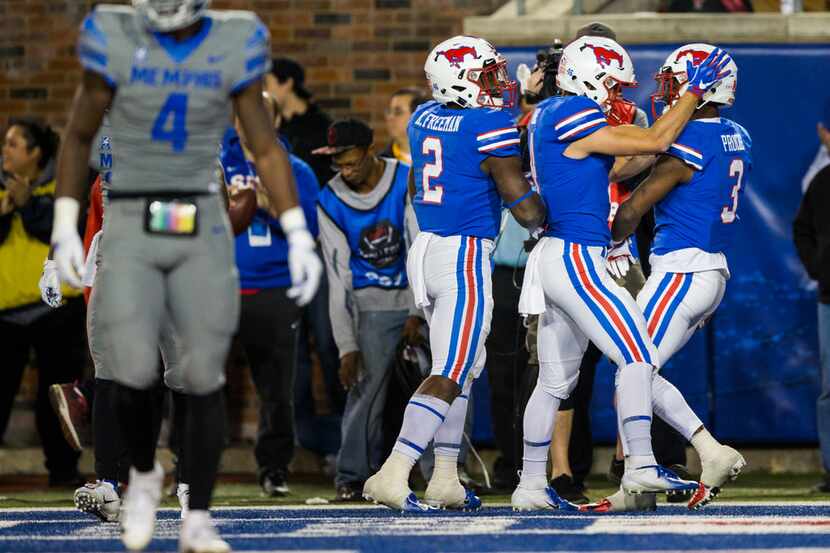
[686, 48, 732, 97]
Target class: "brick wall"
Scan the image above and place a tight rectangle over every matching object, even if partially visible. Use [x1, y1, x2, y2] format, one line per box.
[1, 0, 508, 142]
[1, 0, 507, 447]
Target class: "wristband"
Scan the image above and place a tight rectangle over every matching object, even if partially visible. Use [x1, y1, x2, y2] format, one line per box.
[279, 205, 308, 234]
[53, 197, 80, 234]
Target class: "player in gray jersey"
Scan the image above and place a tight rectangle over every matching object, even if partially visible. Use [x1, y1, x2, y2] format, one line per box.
[50, 1, 322, 552]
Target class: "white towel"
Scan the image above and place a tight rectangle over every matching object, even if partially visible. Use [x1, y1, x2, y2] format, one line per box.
[81, 230, 102, 288]
[406, 231, 433, 309]
[518, 237, 547, 316]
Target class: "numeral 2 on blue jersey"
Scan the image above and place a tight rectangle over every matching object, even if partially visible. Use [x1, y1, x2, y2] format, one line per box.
[151, 93, 188, 152]
[421, 136, 444, 204]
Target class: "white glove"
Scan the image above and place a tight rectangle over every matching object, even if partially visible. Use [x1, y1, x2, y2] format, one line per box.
[39, 259, 62, 308]
[516, 63, 532, 94]
[281, 206, 322, 306]
[50, 197, 85, 289]
[606, 238, 634, 280]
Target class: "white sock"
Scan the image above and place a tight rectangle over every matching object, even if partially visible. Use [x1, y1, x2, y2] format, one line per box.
[617, 362, 656, 468]
[690, 427, 722, 463]
[431, 454, 459, 483]
[651, 374, 703, 441]
[392, 394, 451, 461]
[521, 385, 560, 485]
[433, 393, 468, 460]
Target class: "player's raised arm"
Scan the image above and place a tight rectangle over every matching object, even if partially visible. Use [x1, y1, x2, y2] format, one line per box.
[568, 48, 733, 158]
[234, 81, 322, 306]
[51, 70, 112, 288]
[612, 154, 693, 242]
[483, 156, 546, 230]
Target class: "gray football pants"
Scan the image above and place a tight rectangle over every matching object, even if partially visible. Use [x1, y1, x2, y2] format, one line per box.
[93, 194, 239, 395]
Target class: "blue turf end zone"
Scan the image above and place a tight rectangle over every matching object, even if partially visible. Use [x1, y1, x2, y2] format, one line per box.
[1, 504, 829, 552]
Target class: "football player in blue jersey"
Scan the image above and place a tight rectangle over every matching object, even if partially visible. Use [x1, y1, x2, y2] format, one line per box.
[513, 36, 733, 511]
[363, 35, 547, 511]
[50, 1, 321, 550]
[607, 43, 749, 510]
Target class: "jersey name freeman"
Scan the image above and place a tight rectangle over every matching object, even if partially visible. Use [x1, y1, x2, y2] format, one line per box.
[414, 111, 463, 133]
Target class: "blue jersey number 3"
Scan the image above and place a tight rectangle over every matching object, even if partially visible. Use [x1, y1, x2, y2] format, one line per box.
[152, 93, 188, 152]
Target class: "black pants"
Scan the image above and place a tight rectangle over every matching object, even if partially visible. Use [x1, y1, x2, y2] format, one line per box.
[237, 287, 301, 481]
[0, 298, 86, 478]
[485, 265, 529, 485]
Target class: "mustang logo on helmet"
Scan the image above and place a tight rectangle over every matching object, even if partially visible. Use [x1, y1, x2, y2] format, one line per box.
[579, 42, 625, 69]
[434, 46, 480, 69]
[674, 49, 710, 66]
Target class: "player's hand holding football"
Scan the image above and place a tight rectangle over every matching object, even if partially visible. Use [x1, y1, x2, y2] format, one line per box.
[339, 351, 361, 391]
[686, 48, 732, 97]
[50, 197, 85, 289]
[606, 238, 633, 280]
[281, 206, 322, 306]
[39, 259, 63, 308]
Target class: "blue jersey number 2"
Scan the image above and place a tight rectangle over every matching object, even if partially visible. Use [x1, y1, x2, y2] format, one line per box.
[151, 93, 188, 152]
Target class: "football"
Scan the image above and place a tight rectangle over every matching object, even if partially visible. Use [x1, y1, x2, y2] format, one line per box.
[228, 186, 258, 236]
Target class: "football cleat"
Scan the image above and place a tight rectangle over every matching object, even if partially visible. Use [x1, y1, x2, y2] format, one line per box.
[177, 483, 190, 520]
[580, 487, 657, 513]
[511, 485, 580, 512]
[120, 462, 164, 551]
[621, 464, 700, 495]
[424, 479, 481, 511]
[179, 510, 229, 553]
[74, 480, 120, 522]
[688, 446, 746, 510]
[363, 469, 433, 512]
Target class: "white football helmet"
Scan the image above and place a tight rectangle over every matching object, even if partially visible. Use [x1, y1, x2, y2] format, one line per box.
[132, 0, 210, 32]
[651, 43, 737, 117]
[557, 36, 636, 113]
[424, 35, 517, 109]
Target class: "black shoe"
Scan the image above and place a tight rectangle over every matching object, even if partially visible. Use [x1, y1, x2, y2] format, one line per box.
[458, 465, 485, 494]
[549, 474, 590, 505]
[812, 474, 830, 494]
[333, 482, 365, 502]
[261, 470, 290, 497]
[607, 457, 624, 485]
[665, 464, 693, 503]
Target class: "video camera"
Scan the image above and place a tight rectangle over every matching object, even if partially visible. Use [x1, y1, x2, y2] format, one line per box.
[529, 38, 564, 102]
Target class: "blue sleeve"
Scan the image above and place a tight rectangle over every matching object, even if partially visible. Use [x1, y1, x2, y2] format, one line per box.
[473, 109, 521, 158]
[77, 11, 116, 87]
[230, 17, 271, 95]
[293, 159, 320, 238]
[551, 96, 607, 143]
[666, 125, 706, 171]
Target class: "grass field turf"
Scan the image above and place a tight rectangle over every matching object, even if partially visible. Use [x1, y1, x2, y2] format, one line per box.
[2, 474, 829, 552]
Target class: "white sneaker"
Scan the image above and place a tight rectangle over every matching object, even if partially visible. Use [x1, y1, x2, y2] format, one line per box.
[179, 510, 229, 553]
[511, 484, 578, 512]
[688, 446, 746, 510]
[177, 483, 190, 520]
[121, 462, 164, 551]
[363, 466, 431, 512]
[74, 480, 120, 522]
[622, 464, 700, 494]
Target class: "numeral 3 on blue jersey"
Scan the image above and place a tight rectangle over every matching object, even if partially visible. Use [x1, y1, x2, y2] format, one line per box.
[152, 93, 189, 152]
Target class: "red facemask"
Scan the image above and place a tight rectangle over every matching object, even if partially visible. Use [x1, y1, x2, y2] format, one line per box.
[469, 60, 518, 109]
[650, 69, 684, 120]
[607, 97, 637, 126]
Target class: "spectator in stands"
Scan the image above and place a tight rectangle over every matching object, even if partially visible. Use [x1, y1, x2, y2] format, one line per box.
[219, 94, 321, 497]
[801, 101, 830, 193]
[314, 119, 423, 501]
[793, 105, 830, 494]
[380, 88, 428, 165]
[0, 118, 86, 487]
[266, 58, 334, 186]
